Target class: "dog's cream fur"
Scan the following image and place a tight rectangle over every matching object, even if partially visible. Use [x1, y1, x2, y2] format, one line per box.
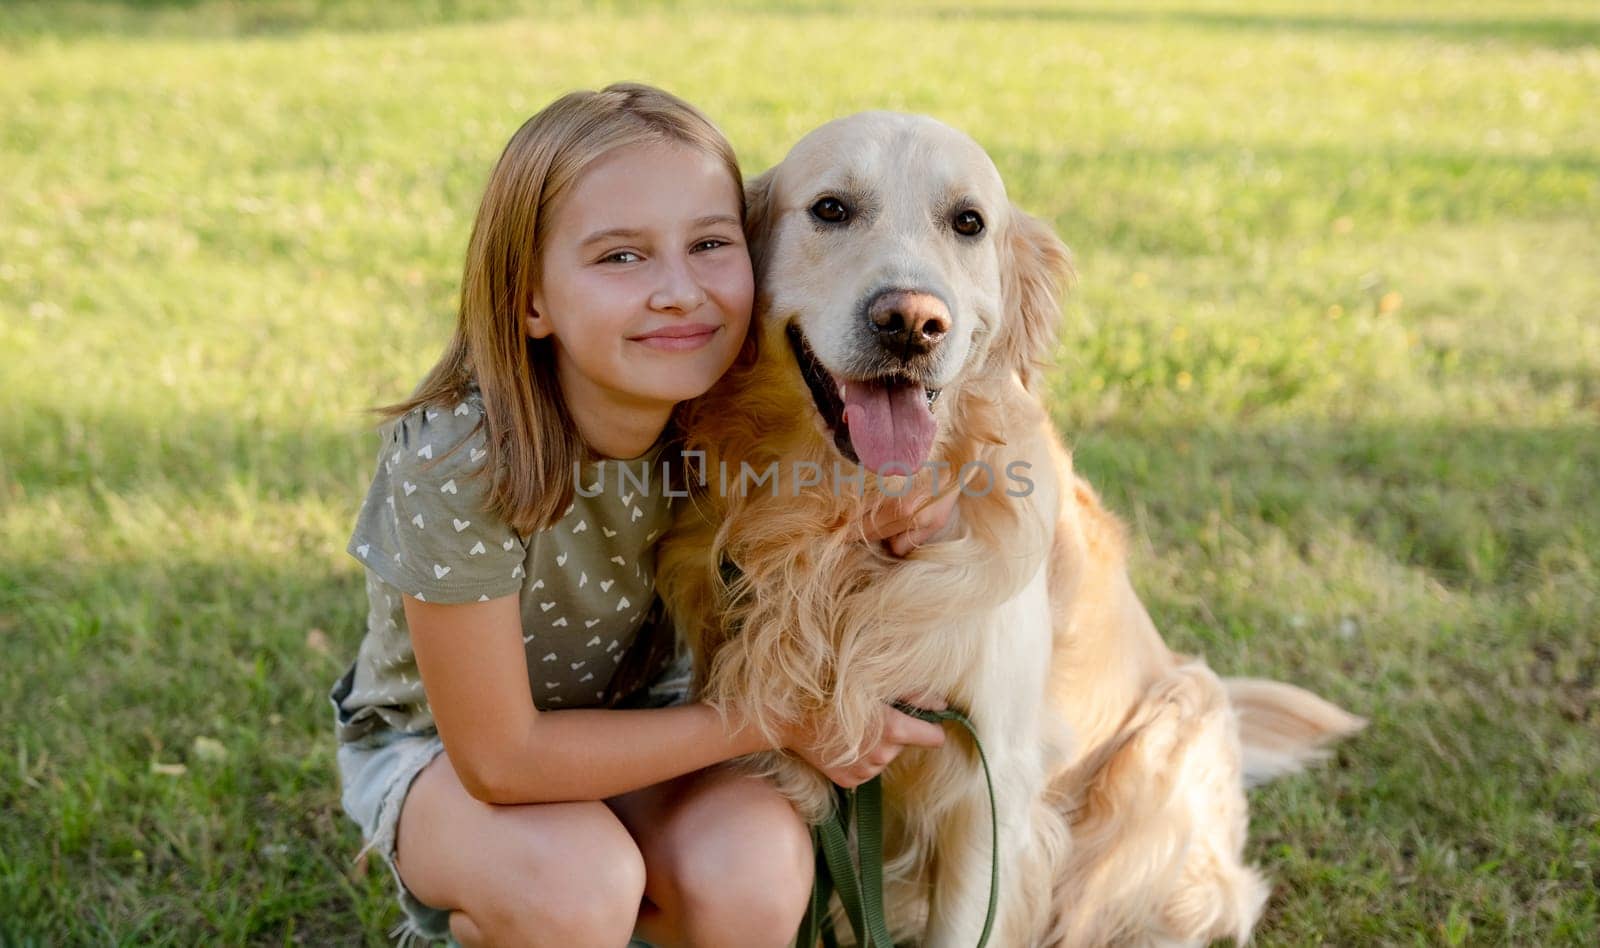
[657, 112, 1363, 947]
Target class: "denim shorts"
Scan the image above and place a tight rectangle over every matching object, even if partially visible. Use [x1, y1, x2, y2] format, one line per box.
[330, 655, 692, 945]
[336, 728, 453, 945]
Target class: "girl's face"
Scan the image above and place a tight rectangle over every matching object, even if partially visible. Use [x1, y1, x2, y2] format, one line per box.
[528, 142, 753, 423]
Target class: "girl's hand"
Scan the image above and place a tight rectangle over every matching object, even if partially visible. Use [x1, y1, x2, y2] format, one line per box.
[784, 696, 948, 789]
[865, 488, 960, 557]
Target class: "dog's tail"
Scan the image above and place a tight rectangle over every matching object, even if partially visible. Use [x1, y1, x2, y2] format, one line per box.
[1225, 677, 1365, 787]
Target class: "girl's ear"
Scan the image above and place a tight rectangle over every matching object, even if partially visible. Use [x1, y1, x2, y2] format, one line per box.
[743, 169, 777, 276]
[523, 309, 553, 340]
[991, 204, 1073, 392]
[524, 277, 553, 340]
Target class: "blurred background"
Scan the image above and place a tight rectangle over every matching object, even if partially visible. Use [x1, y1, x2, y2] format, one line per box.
[2, 0, 1596, 943]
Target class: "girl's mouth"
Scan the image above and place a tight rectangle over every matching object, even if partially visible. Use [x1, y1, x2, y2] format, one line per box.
[630, 324, 722, 352]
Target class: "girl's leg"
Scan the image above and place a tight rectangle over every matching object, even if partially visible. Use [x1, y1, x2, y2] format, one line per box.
[609, 765, 814, 948]
[394, 752, 647, 948]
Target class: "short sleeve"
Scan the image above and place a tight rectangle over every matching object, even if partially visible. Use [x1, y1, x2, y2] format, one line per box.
[347, 395, 528, 603]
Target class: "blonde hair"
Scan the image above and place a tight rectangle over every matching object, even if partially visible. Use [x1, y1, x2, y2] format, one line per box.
[381, 82, 744, 533]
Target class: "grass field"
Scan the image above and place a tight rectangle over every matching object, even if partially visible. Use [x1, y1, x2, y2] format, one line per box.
[2, 0, 1597, 943]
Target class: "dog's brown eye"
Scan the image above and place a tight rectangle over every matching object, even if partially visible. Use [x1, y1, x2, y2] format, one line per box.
[953, 209, 985, 237]
[810, 197, 851, 224]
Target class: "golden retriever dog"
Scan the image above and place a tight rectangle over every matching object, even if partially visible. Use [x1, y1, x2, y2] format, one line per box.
[657, 112, 1363, 947]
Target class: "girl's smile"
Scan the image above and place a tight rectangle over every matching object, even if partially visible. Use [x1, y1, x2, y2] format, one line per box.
[628, 322, 725, 351]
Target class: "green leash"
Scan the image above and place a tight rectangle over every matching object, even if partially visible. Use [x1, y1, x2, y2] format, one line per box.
[794, 703, 1000, 948]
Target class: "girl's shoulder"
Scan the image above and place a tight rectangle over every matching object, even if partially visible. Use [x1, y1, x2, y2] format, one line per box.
[380, 383, 489, 466]
[352, 383, 525, 604]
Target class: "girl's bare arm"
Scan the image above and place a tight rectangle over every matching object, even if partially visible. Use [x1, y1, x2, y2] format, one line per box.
[405, 593, 769, 804]
[406, 593, 945, 805]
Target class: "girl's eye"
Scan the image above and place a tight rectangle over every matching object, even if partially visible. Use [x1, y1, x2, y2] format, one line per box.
[810, 197, 851, 225]
[601, 250, 641, 264]
[692, 239, 729, 253]
[952, 209, 985, 237]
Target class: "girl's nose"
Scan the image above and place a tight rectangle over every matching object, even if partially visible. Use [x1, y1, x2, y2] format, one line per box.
[648, 255, 708, 313]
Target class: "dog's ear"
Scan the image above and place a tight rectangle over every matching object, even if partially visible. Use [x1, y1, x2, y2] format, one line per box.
[991, 204, 1073, 391]
[743, 169, 777, 276]
[731, 169, 778, 370]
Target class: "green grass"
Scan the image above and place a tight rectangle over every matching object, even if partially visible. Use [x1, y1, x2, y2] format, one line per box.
[2, 0, 1596, 943]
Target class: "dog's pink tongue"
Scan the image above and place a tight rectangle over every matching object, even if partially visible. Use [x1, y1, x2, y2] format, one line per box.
[841, 378, 935, 475]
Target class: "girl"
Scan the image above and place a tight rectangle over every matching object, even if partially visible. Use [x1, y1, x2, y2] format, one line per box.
[330, 83, 954, 948]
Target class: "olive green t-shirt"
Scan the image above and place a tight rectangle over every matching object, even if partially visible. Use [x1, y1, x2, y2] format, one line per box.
[331, 387, 680, 745]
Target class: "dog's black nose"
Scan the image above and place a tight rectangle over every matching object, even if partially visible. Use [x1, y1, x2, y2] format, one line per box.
[867, 290, 949, 359]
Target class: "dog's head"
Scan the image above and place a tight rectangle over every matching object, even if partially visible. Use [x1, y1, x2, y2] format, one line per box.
[745, 112, 1072, 475]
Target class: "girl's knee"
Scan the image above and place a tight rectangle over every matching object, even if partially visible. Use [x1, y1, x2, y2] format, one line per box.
[448, 910, 484, 947]
[536, 835, 646, 946]
[474, 865, 644, 947]
[674, 797, 814, 944]
[469, 823, 646, 947]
